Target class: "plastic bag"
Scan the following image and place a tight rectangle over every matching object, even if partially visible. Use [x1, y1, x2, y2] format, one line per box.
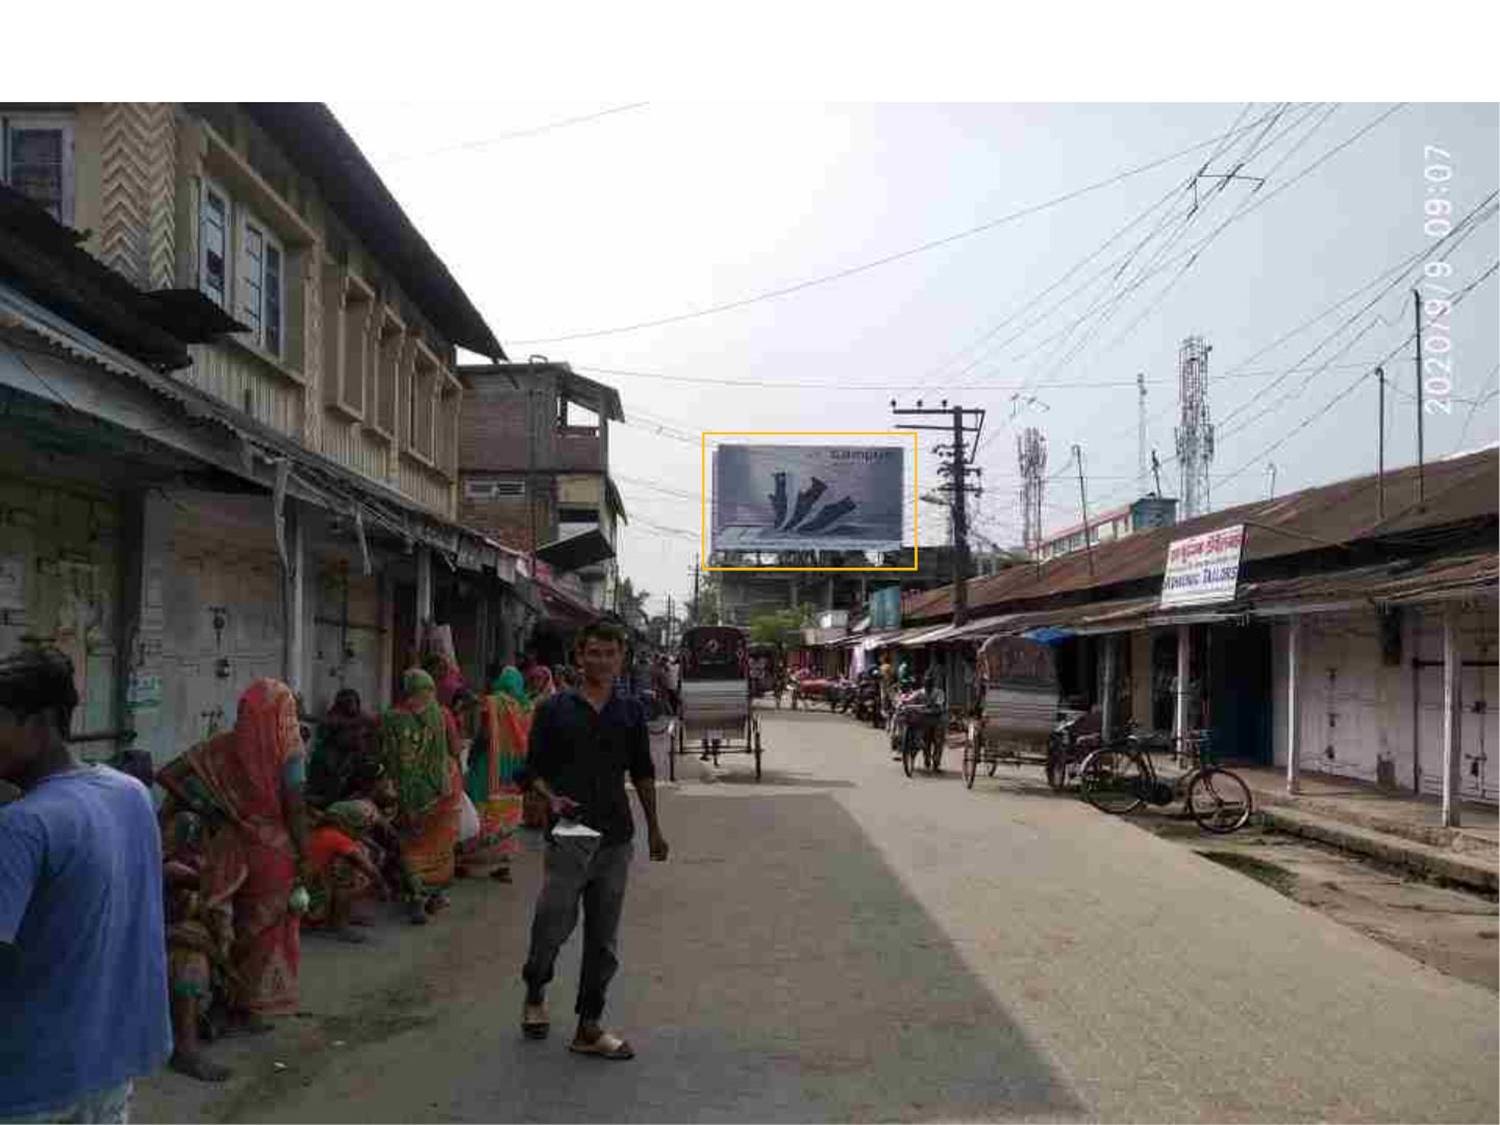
[457, 791, 480, 842]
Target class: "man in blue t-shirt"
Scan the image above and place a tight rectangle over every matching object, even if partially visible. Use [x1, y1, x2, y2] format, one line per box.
[0, 648, 171, 1123]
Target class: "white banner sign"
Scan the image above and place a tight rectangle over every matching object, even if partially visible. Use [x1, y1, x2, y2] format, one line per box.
[1160, 525, 1245, 608]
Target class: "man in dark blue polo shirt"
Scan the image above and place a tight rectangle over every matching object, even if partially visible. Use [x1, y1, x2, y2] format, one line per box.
[520, 619, 668, 1060]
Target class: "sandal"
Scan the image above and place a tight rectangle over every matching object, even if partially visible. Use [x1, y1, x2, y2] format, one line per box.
[569, 1030, 635, 1060]
[521, 1000, 549, 1040]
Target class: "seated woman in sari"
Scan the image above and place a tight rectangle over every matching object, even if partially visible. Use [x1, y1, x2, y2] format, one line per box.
[379, 668, 464, 923]
[462, 666, 532, 882]
[306, 688, 378, 808]
[301, 797, 390, 942]
[156, 679, 310, 1029]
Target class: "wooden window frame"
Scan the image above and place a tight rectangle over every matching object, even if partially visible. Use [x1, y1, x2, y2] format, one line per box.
[235, 207, 286, 359]
[370, 307, 406, 442]
[1, 113, 75, 226]
[198, 176, 232, 311]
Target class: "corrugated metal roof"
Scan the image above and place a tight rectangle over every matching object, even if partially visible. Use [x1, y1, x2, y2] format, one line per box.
[906, 449, 1498, 623]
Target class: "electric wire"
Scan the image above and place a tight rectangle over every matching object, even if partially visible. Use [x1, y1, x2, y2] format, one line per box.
[506, 107, 1290, 345]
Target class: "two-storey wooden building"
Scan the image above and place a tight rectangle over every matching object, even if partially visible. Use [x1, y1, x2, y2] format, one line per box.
[0, 102, 523, 763]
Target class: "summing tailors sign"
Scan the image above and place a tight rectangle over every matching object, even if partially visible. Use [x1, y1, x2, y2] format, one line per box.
[713, 444, 904, 552]
[1159, 525, 1246, 608]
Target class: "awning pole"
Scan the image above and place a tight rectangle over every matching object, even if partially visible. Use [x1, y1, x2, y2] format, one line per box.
[1286, 617, 1302, 795]
[1441, 605, 1462, 827]
[1174, 625, 1190, 761]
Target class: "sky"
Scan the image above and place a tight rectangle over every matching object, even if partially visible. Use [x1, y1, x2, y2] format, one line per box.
[330, 101, 1499, 620]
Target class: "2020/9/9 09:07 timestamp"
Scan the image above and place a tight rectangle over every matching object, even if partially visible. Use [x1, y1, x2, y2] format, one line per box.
[1420, 145, 1456, 417]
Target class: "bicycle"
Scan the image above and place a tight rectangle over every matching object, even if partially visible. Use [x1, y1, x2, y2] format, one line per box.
[1076, 726, 1253, 833]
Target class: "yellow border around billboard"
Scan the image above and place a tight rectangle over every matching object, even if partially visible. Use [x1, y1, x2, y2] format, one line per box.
[700, 431, 920, 572]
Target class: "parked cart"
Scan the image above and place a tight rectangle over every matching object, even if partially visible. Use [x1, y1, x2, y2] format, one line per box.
[962, 634, 1069, 789]
[669, 625, 762, 781]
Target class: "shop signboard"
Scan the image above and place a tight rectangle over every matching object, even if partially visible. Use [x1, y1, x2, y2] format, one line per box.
[1160, 525, 1245, 608]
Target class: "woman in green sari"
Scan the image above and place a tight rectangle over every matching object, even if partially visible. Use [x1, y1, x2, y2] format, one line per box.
[463, 666, 532, 883]
[379, 668, 464, 922]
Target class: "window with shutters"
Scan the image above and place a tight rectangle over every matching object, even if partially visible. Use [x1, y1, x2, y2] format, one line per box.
[235, 211, 285, 358]
[199, 179, 231, 310]
[406, 345, 438, 462]
[1, 114, 74, 225]
[372, 309, 405, 439]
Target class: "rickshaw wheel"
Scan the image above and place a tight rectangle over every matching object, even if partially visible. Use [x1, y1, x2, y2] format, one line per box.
[901, 728, 917, 778]
[668, 721, 680, 782]
[963, 737, 978, 789]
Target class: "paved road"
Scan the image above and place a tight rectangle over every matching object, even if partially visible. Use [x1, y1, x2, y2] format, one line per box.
[145, 705, 1499, 1122]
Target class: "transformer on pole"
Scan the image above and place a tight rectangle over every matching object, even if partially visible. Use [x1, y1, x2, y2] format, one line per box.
[1174, 336, 1214, 519]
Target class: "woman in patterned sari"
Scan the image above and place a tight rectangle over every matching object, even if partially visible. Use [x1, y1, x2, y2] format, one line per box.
[462, 666, 532, 882]
[155, 679, 309, 1027]
[380, 668, 464, 923]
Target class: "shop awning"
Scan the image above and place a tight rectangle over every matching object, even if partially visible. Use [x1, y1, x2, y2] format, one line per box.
[534, 527, 615, 573]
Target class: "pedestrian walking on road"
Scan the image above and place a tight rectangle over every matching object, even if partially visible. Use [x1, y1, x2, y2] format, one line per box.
[520, 619, 669, 1060]
[0, 647, 172, 1122]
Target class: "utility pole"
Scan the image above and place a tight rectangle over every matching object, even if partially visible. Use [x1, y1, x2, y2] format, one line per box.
[692, 555, 701, 623]
[1073, 444, 1095, 577]
[1137, 372, 1148, 497]
[1413, 290, 1425, 506]
[892, 399, 985, 627]
[1150, 450, 1164, 498]
[1376, 364, 1386, 520]
[1266, 462, 1277, 500]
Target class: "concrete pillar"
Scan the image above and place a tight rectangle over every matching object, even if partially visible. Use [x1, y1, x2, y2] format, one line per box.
[416, 545, 433, 629]
[282, 501, 306, 697]
[1101, 635, 1118, 741]
[1442, 606, 1463, 828]
[1174, 624, 1190, 752]
[117, 490, 172, 764]
[1130, 630, 1151, 730]
[376, 568, 394, 710]
[1286, 616, 1302, 795]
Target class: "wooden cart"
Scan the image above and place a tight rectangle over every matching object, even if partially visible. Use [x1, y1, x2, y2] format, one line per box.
[669, 625, 763, 781]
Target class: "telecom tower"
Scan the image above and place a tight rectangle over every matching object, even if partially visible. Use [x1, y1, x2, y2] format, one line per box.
[1174, 336, 1214, 518]
[1017, 427, 1047, 558]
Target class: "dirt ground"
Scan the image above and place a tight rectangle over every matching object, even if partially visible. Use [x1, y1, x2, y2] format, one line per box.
[1129, 808, 1500, 992]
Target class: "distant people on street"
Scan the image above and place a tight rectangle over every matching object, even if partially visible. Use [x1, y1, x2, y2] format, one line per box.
[520, 619, 668, 1060]
[1, 647, 171, 1121]
[380, 669, 465, 924]
[525, 663, 556, 704]
[156, 679, 311, 1030]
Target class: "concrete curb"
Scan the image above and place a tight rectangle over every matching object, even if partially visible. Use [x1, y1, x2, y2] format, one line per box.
[1249, 786, 1497, 857]
[1259, 806, 1499, 895]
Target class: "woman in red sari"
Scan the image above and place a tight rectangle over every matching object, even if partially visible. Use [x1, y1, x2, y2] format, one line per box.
[379, 668, 465, 922]
[156, 679, 309, 1025]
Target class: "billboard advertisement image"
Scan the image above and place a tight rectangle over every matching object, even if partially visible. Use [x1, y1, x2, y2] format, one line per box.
[712, 444, 905, 552]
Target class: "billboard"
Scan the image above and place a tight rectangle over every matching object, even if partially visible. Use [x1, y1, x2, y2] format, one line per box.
[1160, 525, 1245, 608]
[712, 444, 904, 552]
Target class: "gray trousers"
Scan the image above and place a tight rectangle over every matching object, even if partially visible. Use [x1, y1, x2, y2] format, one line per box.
[522, 838, 633, 1020]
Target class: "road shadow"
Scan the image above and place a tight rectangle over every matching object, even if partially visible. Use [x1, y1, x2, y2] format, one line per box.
[483, 789, 1084, 1123]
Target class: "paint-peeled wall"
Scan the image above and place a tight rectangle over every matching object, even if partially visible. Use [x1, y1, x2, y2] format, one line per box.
[0, 474, 121, 749]
[1271, 605, 1499, 804]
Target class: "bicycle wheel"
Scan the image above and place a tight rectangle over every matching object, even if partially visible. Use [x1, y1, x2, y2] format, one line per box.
[1187, 767, 1253, 833]
[1045, 736, 1067, 791]
[1078, 747, 1148, 815]
[901, 728, 917, 778]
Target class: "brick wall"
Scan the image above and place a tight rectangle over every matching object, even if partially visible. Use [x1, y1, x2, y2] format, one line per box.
[458, 483, 555, 553]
